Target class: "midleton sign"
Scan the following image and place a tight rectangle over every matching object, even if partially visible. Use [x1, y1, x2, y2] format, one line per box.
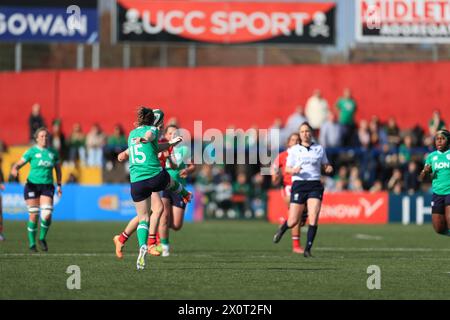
[116, 0, 335, 44]
[356, 0, 450, 43]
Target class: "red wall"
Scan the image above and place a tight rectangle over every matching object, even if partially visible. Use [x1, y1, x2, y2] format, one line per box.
[1, 61, 449, 145]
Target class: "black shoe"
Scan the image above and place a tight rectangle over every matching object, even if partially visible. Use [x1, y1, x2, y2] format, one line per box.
[273, 228, 284, 244]
[30, 245, 38, 253]
[304, 249, 313, 258]
[38, 239, 48, 252]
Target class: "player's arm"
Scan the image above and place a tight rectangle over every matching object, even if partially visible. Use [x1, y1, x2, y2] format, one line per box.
[179, 162, 195, 179]
[158, 136, 183, 152]
[54, 162, 62, 197]
[118, 148, 129, 162]
[419, 164, 432, 181]
[270, 158, 282, 185]
[322, 164, 334, 175]
[10, 158, 27, 178]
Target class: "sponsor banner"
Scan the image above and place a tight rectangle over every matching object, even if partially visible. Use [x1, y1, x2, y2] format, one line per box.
[356, 0, 450, 43]
[389, 192, 432, 225]
[268, 190, 388, 224]
[0, 0, 98, 43]
[1, 183, 194, 222]
[116, 0, 335, 44]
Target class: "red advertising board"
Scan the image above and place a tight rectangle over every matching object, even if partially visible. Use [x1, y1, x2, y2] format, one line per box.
[116, 0, 335, 44]
[268, 190, 388, 224]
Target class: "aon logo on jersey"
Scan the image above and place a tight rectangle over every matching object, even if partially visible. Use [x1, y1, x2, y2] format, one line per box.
[38, 160, 53, 167]
[434, 162, 450, 169]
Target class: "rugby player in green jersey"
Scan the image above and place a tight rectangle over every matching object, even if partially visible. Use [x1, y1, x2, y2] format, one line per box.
[420, 129, 450, 237]
[11, 127, 62, 252]
[116, 107, 191, 270]
[158, 124, 195, 257]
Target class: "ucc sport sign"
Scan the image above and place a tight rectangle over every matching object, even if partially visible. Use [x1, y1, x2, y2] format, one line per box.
[116, 0, 335, 44]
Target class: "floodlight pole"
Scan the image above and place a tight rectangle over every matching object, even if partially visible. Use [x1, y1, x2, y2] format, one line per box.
[123, 43, 130, 69]
[77, 44, 84, 70]
[15, 42, 22, 72]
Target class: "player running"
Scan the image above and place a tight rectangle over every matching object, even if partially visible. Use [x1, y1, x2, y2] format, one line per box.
[113, 109, 167, 258]
[118, 107, 191, 270]
[419, 129, 450, 237]
[273, 122, 333, 257]
[158, 124, 195, 257]
[271, 132, 306, 254]
[10, 127, 62, 252]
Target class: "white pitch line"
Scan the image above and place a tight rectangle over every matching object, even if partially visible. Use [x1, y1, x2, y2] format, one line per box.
[1, 247, 450, 257]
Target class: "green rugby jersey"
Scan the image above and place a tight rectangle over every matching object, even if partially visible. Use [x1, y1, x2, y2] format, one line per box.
[128, 125, 161, 183]
[425, 149, 450, 195]
[166, 145, 189, 186]
[21, 146, 59, 184]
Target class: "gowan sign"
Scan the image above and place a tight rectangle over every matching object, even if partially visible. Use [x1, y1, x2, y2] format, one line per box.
[116, 0, 335, 44]
[0, 0, 98, 43]
[356, 0, 450, 43]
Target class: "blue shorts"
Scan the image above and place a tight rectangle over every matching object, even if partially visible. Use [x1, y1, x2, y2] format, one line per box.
[431, 193, 450, 215]
[162, 189, 186, 209]
[290, 181, 324, 205]
[130, 169, 170, 202]
[24, 181, 55, 200]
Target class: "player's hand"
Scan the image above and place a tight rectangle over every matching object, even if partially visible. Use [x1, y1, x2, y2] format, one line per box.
[169, 136, 183, 147]
[291, 166, 301, 174]
[324, 165, 334, 174]
[57, 185, 62, 197]
[423, 165, 432, 173]
[179, 169, 188, 178]
[118, 152, 128, 162]
[10, 167, 18, 178]
[0, 184, 4, 191]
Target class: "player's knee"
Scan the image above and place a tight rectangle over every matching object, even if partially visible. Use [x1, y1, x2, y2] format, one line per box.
[171, 222, 183, 231]
[40, 205, 53, 221]
[28, 206, 39, 219]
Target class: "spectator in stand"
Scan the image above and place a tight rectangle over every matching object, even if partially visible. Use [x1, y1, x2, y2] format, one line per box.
[49, 119, 66, 162]
[319, 112, 342, 149]
[104, 124, 128, 171]
[385, 117, 401, 148]
[335, 88, 357, 147]
[86, 123, 106, 167]
[319, 112, 342, 167]
[403, 162, 420, 194]
[348, 166, 364, 191]
[284, 106, 307, 141]
[67, 123, 86, 167]
[369, 180, 384, 193]
[357, 119, 371, 149]
[333, 166, 349, 191]
[268, 118, 283, 152]
[369, 116, 388, 148]
[428, 109, 446, 136]
[387, 168, 403, 192]
[195, 164, 216, 217]
[232, 172, 251, 218]
[214, 174, 233, 217]
[305, 89, 329, 132]
[250, 172, 268, 219]
[29, 103, 45, 143]
[398, 135, 414, 166]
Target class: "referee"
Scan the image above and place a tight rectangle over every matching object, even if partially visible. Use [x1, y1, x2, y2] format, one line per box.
[273, 122, 333, 257]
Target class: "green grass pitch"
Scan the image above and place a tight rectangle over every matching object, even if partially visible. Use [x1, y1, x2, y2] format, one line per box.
[1, 220, 449, 299]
